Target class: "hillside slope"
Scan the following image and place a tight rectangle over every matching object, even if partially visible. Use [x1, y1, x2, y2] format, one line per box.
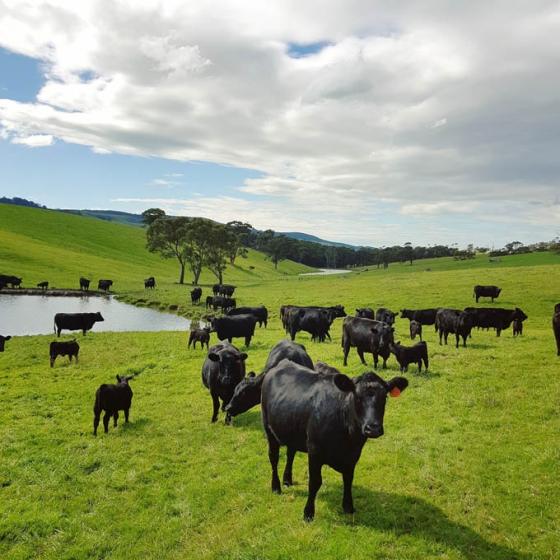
[0, 204, 313, 292]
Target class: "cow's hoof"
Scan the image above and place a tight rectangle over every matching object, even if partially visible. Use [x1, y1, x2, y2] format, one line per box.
[303, 510, 314, 522]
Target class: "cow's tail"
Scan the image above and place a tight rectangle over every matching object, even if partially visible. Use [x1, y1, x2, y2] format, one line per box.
[422, 343, 429, 371]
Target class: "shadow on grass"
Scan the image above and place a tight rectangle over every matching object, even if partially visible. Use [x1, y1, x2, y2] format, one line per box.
[121, 417, 151, 432]
[308, 486, 529, 559]
[231, 409, 263, 432]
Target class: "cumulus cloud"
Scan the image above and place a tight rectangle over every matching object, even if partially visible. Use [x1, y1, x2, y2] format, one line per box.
[1, 0, 560, 244]
[11, 134, 53, 147]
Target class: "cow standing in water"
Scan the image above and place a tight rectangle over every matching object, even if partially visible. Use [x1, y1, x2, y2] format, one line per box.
[261, 360, 408, 521]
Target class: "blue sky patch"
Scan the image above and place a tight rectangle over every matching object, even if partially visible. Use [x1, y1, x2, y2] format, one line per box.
[0, 47, 44, 102]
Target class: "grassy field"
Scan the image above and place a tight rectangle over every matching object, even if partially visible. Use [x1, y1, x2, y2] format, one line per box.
[1, 205, 559, 559]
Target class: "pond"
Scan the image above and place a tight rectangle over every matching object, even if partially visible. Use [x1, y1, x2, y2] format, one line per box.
[0, 295, 192, 336]
[299, 268, 352, 276]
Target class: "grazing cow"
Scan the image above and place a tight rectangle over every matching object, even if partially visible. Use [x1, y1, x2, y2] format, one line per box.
[93, 375, 133, 435]
[202, 341, 247, 423]
[390, 341, 429, 373]
[98, 279, 113, 292]
[409, 320, 423, 341]
[54, 312, 104, 336]
[221, 297, 237, 313]
[144, 276, 156, 289]
[285, 305, 346, 342]
[473, 285, 502, 303]
[225, 340, 314, 419]
[79, 277, 90, 291]
[227, 306, 268, 327]
[50, 340, 80, 367]
[355, 307, 375, 319]
[400, 308, 439, 327]
[37, 281, 49, 290]
[212, 283, 221, 296]
[190, 287, 202, 305]
[211, 315, 257, 347]
[0, 274, 22, 288]
[375, 308, 398, 325]
[261, 360, 408, 521]
[464, 307, 528, 337]
[281, 305, 345, 334]
[553, 303, 560, 356]
[205, 295, 214, 309]
[512, 318, 523, 337]
[188, 327, 211, 349]
[342, 316, 394, 368]
[220, 284, 236, 297]
[0, 335, 12, 352]
[435, 309, 474, 348]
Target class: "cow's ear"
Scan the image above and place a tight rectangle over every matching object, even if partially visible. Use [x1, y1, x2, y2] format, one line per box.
[208, 353, 220, 362]
[239, 353, 248, 361]
[387, 376, 408, 397]
[116, 375, 122, 382]
[248, 371, 256, 377]
[394, 312, 400, 317]
[5, 336, 11, 341]
[333, 373, 355, 393]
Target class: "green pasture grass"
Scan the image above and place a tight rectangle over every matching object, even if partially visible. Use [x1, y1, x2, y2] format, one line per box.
[1, 204, 559, 559]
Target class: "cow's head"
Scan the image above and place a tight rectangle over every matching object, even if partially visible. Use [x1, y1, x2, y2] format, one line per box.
[95, 312, 105, 322]
[375, 323, 394, 349]
[314, 361, 341, 375]
[224, 371, 260, 416]
[333, 371, 408, 438]
[208, 347, 247, 384]
[0, 335, 12, 352]
[331, 305, 346, 318]
[410, 320, 421, 339]
[356, 308, 375, 319]
[116, 375, 133, 385]
[514, 307, 528, 322]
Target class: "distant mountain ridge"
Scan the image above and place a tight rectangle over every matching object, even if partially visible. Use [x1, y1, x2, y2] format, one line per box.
[278, 231, 356, 249]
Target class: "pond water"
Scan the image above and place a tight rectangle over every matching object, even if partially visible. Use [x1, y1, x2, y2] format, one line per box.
[0, 295, 192, 336]
[299, 268, 352, 276]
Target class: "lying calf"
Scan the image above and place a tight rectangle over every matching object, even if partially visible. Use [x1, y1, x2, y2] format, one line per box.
[50, 340, 80, 367]
[390, 341, 429, 373]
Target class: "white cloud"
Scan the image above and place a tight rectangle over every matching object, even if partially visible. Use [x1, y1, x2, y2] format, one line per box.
[11, 134, 54, 147]
[0, 1, 559, 244]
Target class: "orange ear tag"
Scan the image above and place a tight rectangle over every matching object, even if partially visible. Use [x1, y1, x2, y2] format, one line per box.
[390, 387, 401, 397]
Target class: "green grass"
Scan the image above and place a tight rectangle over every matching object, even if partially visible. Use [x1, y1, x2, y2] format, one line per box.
[1, 205, 559, 559]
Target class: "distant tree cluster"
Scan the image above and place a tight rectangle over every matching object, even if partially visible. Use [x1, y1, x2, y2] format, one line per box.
[0, 197, 46, 209]
[489, 239, 559, 257]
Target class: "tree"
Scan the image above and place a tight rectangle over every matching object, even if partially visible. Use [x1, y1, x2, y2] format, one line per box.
[205, 223, 234, 283]
[225, 221, 252, 264]
[264, 235, 293, 269]
[403, 242, 414, 265]
[142, 208, 166, 226]
[183, 219, 215, 284]
[146, 216, 190, 283]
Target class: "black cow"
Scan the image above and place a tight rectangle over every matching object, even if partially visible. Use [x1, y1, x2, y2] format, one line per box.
[553, 303, 560, 356]
[50, 340, 80, 367]
[221, 297, 236, 313]
[355, 307, 375, 319]
[0, 335, 11, 352]
[220, 284, 236, 297]
[210, 315, 257, 347]
[261, 360, 408, 521]
[188, 327, 211, 349]
[400, 308, 439, 327]
[54, 312, 104, 336]
[473, 285, 502, 303]
[79, 277, 90, 291]
[227, 306, 268, 327]
[225, 340, 314, 419]
[281, 305, 345, 334]
[212, 284, 220, 295]
[190, 287, 202, 304]
[375, 308, 398, 325]
[463, 307, 528, 337]
[202, 341, 247, 423]
[390, 341, 428, 373]
[205, 295, 214, 309]
[98, 279, 113, 292]
[37, 281, 49, 290]
[512, 318, 523, 337]
[342, 316, 393, 368]
[144, 277, 156, 289]
[409, 320, 422, 341]
[435, 309, 474, 348]
[93, 375, 133, 435]
[286, 305, 346, 342]
[0, 274, 22, 288]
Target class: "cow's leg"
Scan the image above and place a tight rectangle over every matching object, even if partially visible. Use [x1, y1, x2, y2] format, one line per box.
[439, 330, 443, 345]
[463, 334, 467, 347]
[228, 337, 233, 343]
[245, 335, 251, 347]
[373, 353, 379, 369]
[267, 434, 282, 494]
[290, 329, 296, 342]
[113, 411, 119, 427]
[103, 411, 111, 433]
[50, 356, 55, 367]
[83, 329, 87, 336]
[382, 356, 388, 369]
[75, 353, 79, 363]
[93, 410, 101, 436]
[342, 467, 355, 514]
[303, 455, 323, 522]
[57, 328, 61, 337]
[496, 329, 501, 337]
[343, 340, 350, 366]
[124, 408, 130, 423]
[210, 392, 220, 423]
[444, 332, 449, 345]
[455, 334, 460, 348]
[188, 338, 192, 349]
[357, 348, 367, 366]
[283, 447, 296, 486]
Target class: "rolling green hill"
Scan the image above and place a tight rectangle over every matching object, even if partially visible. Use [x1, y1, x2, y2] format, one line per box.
[0, 204, 313, 293]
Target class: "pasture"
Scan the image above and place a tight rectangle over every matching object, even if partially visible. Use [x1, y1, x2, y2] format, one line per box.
[1, 205, 559, 559]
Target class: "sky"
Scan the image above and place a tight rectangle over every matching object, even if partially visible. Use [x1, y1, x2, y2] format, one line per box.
[0, 1, 559, 248]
